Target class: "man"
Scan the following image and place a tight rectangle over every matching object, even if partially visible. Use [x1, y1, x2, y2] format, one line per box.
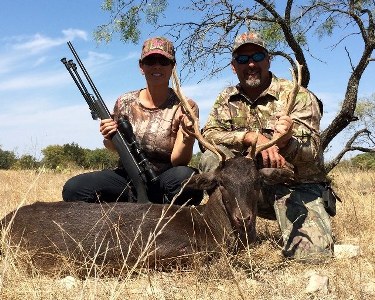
[199, 31, 334, 261]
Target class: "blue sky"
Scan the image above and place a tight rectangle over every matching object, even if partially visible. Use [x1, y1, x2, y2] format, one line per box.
[0, 1, 374, 162]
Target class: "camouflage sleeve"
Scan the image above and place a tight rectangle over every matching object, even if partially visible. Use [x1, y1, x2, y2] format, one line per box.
[202, 90, 247, 151]
[279, 87, 323, 166]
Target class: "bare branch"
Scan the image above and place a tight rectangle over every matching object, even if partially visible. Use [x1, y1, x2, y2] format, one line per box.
[325, 129, 375, 172]
[345, 46, 356, 71]
[255, 0, 310, 87]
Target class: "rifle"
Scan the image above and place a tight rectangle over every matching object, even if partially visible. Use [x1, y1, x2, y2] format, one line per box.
[61, 41, 158, 203]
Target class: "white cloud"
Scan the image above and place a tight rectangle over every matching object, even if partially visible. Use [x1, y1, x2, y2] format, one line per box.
[62, 29, 88, 42]
[32, 56, 47, 67]
[0, 53, 21, 74]
[85, 51, 112, 68]
[12, 29, 88, 54]
[0, 29, 89, 76]
[0, 70, 68, 91]
[184, 77, 233, 108]
[124, 51, 140, 60]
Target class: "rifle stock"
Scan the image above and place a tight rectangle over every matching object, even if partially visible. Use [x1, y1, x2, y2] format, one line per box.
[61, 41, 157, 203]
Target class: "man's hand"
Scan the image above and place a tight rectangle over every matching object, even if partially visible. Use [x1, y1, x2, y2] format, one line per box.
[273, 113, 293, 148]
[244, 131, 286, 168]
[260, 144, 286, 168]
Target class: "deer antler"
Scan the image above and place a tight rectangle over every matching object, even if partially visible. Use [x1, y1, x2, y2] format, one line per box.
[171, 68, 226, 162]
[245, 130, 259, 159]
[254, 61, 303, 157]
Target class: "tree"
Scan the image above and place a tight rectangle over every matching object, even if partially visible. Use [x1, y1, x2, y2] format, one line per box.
[95, 0, 375, 172]
[350, 152, 375, 169]
[41, 143, 86, 169]
[83, 148, 119, 169]
[325, 94, 375, 171]
[189, 151, 202, 169]
[95, 0, 167, 43]
[0, 148, 17, 169]
[13, 154, 40, 170]
[62, 142, 86, 167]
[42, 145, 67, 169]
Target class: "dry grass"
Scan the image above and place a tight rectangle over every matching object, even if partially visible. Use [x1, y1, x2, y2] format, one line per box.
[1, 168, 375, 299]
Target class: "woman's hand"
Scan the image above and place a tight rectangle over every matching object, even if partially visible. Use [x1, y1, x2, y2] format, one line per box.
[171, 114, 196, 166]
[179, 114, 195, 143]
[100, 118, 117, 140]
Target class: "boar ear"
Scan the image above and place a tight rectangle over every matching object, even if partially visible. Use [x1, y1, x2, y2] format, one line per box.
[183, 170, 219, 190]
[259, 165, 295, 185]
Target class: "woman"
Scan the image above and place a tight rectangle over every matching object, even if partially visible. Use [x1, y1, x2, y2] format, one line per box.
[62, 37, 203, 205]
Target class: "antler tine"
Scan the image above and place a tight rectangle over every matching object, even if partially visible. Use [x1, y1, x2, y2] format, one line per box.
[245, 130, 258, 159]
[171, 68, 226, 162]
[254, 61, 303, 157]
[285, 61, 303, 115]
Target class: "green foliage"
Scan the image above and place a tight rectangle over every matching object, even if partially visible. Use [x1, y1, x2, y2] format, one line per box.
[350, 153, 375, 170]
[346, 93, 375, 133]
[12, 155, 40, 170]
[189, 151, 202, 169]
[0, 148, 17, 169]
[83, 148, 119, 169]
[42, 143, 86, 169]
[101, 0, 113, 11]
[63, 143, 86, 167]
[260, 23, 284, 50]
[0, 143, 119, 170]
[317, 16, 336, 38]
[41, 145, 68, 169]
[355, 95, 375, 127]
[118, 6, 142, 43]
[94, 0, 168, 43]
[145, 0, 167, 24]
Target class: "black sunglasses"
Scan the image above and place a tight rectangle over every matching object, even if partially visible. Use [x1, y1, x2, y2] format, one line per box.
[141, 56, 173, 66]
[233, 52, 267, 64]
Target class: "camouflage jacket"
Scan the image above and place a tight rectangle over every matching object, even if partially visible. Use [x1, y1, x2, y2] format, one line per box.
[202, 73, 327, 183]
[113, 88, 198, 175]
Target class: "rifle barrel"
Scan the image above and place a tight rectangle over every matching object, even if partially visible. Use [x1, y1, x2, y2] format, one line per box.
[67, 41, 111, 118]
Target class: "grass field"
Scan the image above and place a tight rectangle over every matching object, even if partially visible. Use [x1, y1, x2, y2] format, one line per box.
[0, 168, 374, 299]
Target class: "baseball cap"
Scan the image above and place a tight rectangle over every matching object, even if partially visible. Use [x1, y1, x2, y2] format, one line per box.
[140, 37, 175, 61]
[232, 31, 267, 54]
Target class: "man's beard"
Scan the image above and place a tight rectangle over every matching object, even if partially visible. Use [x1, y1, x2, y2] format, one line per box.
[244, 77, 261, 88]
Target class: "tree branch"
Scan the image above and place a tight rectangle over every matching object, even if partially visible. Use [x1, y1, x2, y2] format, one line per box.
[325, 129, 375, 172]
[255, 0, 310, 87]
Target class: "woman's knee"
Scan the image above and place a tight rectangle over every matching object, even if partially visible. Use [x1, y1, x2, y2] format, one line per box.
[172, 166, 197, 181]
[62, 172, 99, 202]
[62, 175, 84, 202]
[160, 166, 203, 205]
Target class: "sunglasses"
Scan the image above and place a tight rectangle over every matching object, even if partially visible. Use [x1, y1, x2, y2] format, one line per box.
[141, 56, 173, 66]
[233, 52, 267, 64]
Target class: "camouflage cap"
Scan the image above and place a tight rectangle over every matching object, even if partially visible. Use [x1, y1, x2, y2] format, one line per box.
[232, 31, 267, 54]
[141, 37, 175, 61]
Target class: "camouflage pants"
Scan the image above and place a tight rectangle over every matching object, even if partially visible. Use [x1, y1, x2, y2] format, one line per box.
[199, 146, 334, 261]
